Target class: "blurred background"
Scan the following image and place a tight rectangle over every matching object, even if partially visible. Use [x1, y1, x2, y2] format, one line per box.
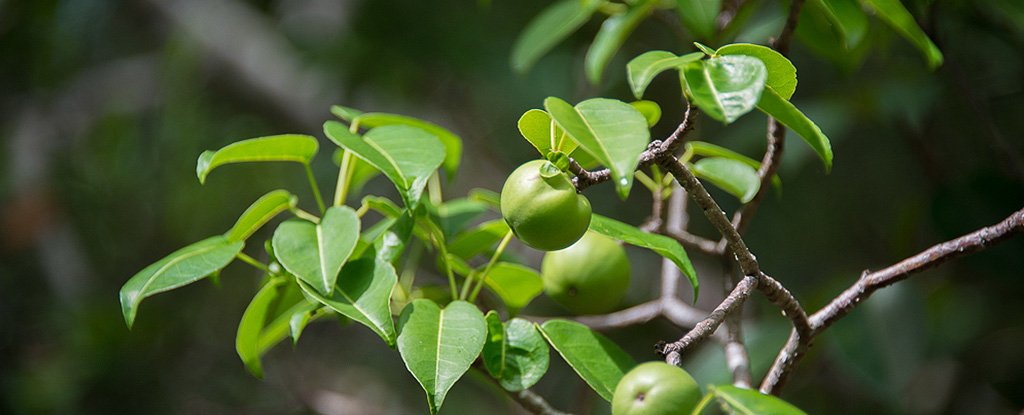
[1, 0, 1022, 413]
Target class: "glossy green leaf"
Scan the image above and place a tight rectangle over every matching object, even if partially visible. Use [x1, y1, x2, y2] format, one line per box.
[862, 0, 943, 69]
[539, 319, 636, 401]
[676, 0, 721, 40]
[692, 157, 761, 203]
[630, 100, 662, 127]
[297, 256, 398, 346]
[517, 109, 553, 156]
[589, 214, 698, 299]
[483, 316, 550, 391]
[236, 277, 285, 378]
[705, 385, 808, 415]
[687, 141, 781, 191]
[448, 219, 510, 259]
[397, 299, 486, 414]
[482, 262, 544, 315]
[626, 51, 703, 99]
[120, 236, 243, 328]
[683, 55, 767, 124]
[511, 0, 602, 73]
[585, 0, 658, 84]
[324, 122, 445, 208]
[196, 135, 318, 184]
[288, 302, 321, 344]
[351, 113, 462, 178]
[271, 206, 360, 295]
[755, 87, 833, 171]
[226, 190, 297, 242]
[545, 97, 650, 199]
[715, 43, 797, 100]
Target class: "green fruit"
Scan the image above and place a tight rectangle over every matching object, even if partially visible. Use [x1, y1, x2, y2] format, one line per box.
[500, 160, 592, 251]
[612, 362, 702, 415]
[541, 231, 630, 314]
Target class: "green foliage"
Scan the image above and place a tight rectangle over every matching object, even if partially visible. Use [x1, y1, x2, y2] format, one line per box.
[589, 214, 698, 299]
[271, 206, 359, 295]
[683, 55, 768, 124]
[296, 256, 398, 347]
[196, 135, 318, 184]
[511, 0, 602, 73]
[482, 314, 550, 392]
[539, 319, 637, 401]
[696, 385, 808, 415]
[692, 157, 761, 203]
[225, 190, 297, 242]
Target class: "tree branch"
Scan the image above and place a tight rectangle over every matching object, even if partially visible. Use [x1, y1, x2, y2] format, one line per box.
[663, 275, 757, 365]
[760, 206, 1024, 394]
[510, 389, 573, 415]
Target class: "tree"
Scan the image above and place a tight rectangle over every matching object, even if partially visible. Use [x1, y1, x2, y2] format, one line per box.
[111, 1, 1024, 414]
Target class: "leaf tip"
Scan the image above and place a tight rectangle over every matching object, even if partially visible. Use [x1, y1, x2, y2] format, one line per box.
[196, 150, 215, 184]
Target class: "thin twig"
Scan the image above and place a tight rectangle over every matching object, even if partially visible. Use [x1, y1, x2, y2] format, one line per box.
[510, 389, 573, 415]
[665, 229, 720, 256]
[760, 206, 1024, 394]
[720, 258, 753, 388]
[663, 275, 757, 365]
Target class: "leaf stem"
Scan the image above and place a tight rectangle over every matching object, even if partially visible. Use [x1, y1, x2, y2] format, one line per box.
[468, 230, 514, 302]
[334, 150, 353, 206]
[428, 171, 443, 207]
[304, 164, 326, 214]
[236, 252, 271, 273]
[290, 207, 321, 223]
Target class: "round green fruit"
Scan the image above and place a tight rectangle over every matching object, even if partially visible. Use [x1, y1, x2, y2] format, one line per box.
[500, 159, 592, 251]
[541, 231, 630, 314]
[612, 362, 702, 415]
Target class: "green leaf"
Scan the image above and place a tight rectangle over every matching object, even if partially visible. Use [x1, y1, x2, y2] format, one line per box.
[511, 0, 602, 73]
[808, 0, 868, 49]
[351, 113, 463, 179]
[692, 158, 761, 203]
[683, 55, 767, 124]
[120, 236, 243, 328]
[483, 316, 550, 391]
[437, 198, 490, 238]
[482, 262, 544, 315]
[225, 190, 297, 242]
[324, 122, 445, 208]
[755, 87, 833, 171]
[589, 214, 698, 299]
[544, 97, 650, 199]
[676, 0, 721, 40]
[330, 104, 363, 122]
[397, 299, 487, 414]
[196, 135, 318, 184]
[468, 188, 501, 210]
[687, 142, 781, 191]
[861, 0, 943, 69]
[538, 320, 636, 401]
[271, 206, 360, 295]
[715, 43, 797, 100]
[288, 302, 321, 344]
[448, 219, 511, 259]
[585, 0, 658, 84]
[630, 100, 662, 127]
[517, 109, 553, 156]
[236, 277, 286, 378]
[626, 51, 703, 99]
[297, 256, 398, 346]
[706, 385, 808, 415]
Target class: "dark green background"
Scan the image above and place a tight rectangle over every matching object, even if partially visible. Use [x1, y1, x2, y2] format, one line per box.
[1, 0, 1022, 413]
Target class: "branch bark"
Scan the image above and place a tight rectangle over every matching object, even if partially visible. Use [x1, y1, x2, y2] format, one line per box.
[760, 206, 1024, 394]
[510, 389, 573, 415]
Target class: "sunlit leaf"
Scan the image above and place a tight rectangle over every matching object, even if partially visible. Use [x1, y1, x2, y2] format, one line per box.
[511, 0, 602, 73]
[483, 314, 550, 391]
[545, 97, 650, 199]
[626, 51, 703, 99]
[630, 100, 662, 127]
[589, 214, 698, 299]
[272, 206, 360, 295]
[196, 135, 318, 184]
[397, 299, 486, 414]
[539, 319, 636, 401]
[351, 113, 462, 179]
[481, 262, 544, 315]
[755, 87, 833, 171]
[225, 190, 296, 242]
[704, 385, 808, 415]
[120, 236, 243, 328]
[715, 43, 797, 100]
[236, 277, 285, 378]
[297, 256, 398, 346]
[687, 141, 781, 191]
[692, 157, 761, 203]
[324, 122, 445, 208]
[683, 55, 767, 124]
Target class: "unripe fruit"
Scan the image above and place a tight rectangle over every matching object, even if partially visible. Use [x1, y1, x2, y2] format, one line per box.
[541, 231, 630, 314]
[500, 160, 592, 251]
[612, 362, 702, 415]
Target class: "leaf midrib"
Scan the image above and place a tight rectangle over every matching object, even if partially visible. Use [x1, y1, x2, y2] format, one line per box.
[135, 241, 224, 304]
